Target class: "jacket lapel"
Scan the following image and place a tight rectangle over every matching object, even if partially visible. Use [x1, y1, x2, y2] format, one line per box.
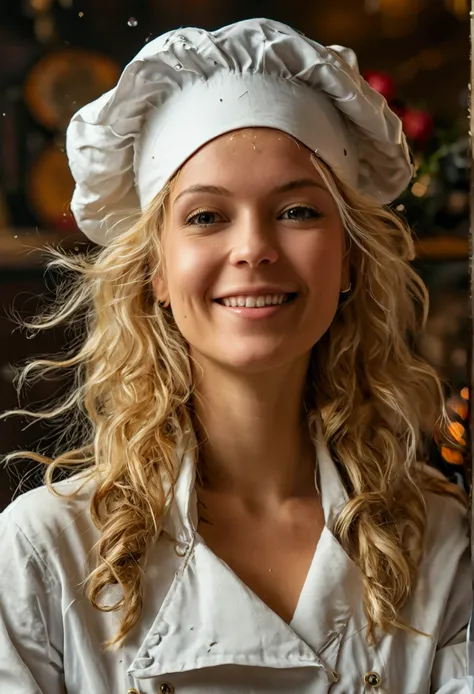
[128, 421, 365, 681]
[127, 538, 328, 679]
[292, 418, 367, 667]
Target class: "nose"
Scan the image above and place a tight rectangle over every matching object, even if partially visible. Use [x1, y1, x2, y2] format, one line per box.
[229, 214, 279, 268]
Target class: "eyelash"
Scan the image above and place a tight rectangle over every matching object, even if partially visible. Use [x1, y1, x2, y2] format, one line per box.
[185, 205, 324, 226]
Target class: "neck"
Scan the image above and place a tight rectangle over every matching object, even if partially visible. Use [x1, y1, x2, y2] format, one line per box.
[191, 354, 316, 506]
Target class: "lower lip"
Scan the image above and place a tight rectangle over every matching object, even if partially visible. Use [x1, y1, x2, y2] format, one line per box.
[214, 298, 296, 320]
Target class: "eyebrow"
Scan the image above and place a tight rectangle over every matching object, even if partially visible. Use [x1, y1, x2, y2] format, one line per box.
[173, 178, 330, 205]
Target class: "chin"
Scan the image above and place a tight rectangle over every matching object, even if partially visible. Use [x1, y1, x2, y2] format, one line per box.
[190, 337, 315, 376]
[214, 345, 306, 375]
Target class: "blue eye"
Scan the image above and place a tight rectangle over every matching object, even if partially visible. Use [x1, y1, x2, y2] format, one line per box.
[281, 206, 324, 221]
[185, 210, 220, 226]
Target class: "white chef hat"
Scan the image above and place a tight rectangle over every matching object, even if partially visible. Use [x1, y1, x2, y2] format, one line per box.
[66, 17, 413, 246]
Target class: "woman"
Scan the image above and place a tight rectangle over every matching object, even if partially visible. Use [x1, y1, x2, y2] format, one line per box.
[0, 18, 470, 694]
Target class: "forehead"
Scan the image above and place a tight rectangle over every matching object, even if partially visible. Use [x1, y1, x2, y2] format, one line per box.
[172, 127, 324, 192]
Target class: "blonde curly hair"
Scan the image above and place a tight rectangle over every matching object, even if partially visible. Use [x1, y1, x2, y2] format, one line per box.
[4, 155, 462, 648]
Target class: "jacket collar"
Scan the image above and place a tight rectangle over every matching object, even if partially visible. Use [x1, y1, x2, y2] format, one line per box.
[127, 417, 361, 682]
[167, 415, 349, 541]
[128, 538, 335, 679]
[314, 417, 349, 529]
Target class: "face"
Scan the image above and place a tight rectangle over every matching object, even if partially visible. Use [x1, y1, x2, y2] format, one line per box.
[154, 128, 349, 374]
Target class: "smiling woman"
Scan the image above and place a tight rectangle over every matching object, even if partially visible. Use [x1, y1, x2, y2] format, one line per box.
[0, 17, 470, 694]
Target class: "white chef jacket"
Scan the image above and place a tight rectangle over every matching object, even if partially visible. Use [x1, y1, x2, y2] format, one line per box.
[0, 430, 470, 694]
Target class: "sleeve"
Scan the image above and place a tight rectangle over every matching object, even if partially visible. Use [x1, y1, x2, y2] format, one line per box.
[0, 512, 66, 694]
[430, 506, 472, 694]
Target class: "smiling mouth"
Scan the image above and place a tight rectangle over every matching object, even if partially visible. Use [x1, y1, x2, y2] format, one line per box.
[214, 293, 298, 308]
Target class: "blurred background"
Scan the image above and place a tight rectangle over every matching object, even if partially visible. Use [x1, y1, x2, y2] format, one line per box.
[0, 0, 470, 508]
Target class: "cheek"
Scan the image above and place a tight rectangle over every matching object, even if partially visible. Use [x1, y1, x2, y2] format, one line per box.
[292, 233, 344, 296]
[166, 241, 219, 307]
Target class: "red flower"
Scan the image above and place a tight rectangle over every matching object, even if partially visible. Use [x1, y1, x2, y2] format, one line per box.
[362, 70, 396, 102]
[402, 109, 434, 145]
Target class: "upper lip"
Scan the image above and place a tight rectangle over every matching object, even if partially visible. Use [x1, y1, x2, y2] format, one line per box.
[214, 286, 297, 300]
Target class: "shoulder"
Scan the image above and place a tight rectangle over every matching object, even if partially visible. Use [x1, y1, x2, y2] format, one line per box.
[2, 470, 97, 536]
[420, 464, 468, 541]
[0, 471, 99, 582]
[408, 465, 471, 647]
[417, 464, 469, 586]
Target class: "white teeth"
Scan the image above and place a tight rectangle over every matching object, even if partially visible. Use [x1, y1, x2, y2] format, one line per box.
[221, 293, 291, 308]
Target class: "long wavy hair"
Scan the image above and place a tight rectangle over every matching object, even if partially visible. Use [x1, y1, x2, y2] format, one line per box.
[4, 155, 462, 648]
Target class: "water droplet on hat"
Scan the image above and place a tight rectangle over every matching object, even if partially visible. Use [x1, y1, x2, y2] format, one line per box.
[174, 63, 183, 70]
[127, 17, 138, 27]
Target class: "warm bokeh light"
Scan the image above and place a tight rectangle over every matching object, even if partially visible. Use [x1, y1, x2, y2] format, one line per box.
[440, 446, 464, 464]
[444, 0, 469, 20]
[448, 420, 466, 446]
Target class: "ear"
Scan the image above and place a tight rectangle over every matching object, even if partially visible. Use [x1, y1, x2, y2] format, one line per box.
[152, 270, 170, 306]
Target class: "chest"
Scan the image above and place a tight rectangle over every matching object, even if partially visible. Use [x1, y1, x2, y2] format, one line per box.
[64, 525, 449, 694]
[197, 495, 325, 624]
